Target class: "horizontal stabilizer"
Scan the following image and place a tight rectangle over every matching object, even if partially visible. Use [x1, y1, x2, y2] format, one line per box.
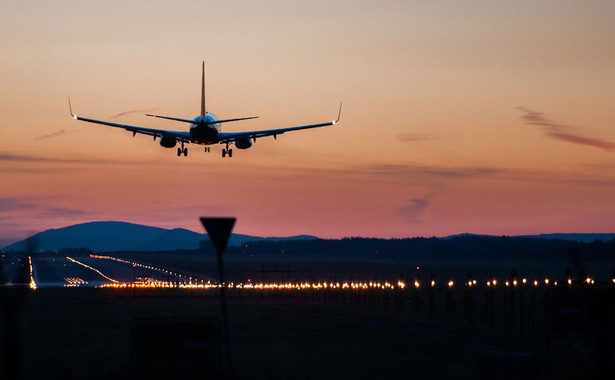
[146, 113, 259, 125]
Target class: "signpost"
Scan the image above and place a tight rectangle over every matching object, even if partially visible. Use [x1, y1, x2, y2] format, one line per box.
[200, 217, 236, 376]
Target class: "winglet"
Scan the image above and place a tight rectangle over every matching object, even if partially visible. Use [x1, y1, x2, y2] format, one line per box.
[68, 98, 77, 119]
[333, 102, 342, 124]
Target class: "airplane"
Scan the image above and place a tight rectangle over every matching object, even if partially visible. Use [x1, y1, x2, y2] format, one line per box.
[69, 62, 341, 157]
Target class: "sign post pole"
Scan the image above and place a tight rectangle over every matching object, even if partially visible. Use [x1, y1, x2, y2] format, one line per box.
[200, 217, 236, 377]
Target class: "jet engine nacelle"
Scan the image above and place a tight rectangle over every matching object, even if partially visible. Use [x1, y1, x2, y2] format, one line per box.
[159, 136, 177, 148]
[235, 138, 252, 150]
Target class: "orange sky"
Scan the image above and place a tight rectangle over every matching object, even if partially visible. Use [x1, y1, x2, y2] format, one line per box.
[2, 1, 615, 246]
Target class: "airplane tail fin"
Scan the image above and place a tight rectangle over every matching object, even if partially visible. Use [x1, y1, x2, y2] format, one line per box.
[200, 61, 206, 117]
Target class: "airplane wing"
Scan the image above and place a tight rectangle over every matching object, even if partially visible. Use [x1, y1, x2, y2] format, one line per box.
[69, 100, 191, 143]
[217, 104, 342, 144]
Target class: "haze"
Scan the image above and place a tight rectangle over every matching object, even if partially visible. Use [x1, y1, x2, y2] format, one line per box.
[1, 1, 615, 246]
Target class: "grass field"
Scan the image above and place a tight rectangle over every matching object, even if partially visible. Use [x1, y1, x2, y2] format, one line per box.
[2, 283, 613, 380]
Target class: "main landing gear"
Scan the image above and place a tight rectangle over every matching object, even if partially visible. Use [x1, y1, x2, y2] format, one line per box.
[222, 143, 233, 158]
[177, 144, 188, 157]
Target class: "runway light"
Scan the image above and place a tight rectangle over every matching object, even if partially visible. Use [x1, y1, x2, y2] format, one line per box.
[567, 278, 572, 286]
[513, 280, 518, 286]
[487, 281, 491, 287]
[545, 278, 550, 285]
[414, 280, 420, 288]
[522, 278, 527, 284]
[492, 279, 497, 286]
[448, 280, 454, 288]
[430, 280, 435, 287]
[534, 280, 538, 287]
[28, 256, 37, 290]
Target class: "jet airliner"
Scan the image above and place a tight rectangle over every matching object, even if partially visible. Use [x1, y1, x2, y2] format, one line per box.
[69, 62, 341, 157]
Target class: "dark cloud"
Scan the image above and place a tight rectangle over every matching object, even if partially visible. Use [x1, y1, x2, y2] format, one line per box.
[0, 197, 36, 212]
[33, 129, 68, 141]
[0, 197, 90, 228]
[43, 207, 89, 217]
[396, 133, 436, 142]
[364, 164, 498, 179]
[0, 151, 129, 165]
[518, 107, 615, 151]
[110, 108, 159, 119]
[397, 198, 430, 224]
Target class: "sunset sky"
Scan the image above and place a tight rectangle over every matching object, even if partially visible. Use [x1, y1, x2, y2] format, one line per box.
[1, 1, 615, 246]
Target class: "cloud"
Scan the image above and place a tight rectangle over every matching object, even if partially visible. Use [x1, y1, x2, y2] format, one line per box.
[0, 151, 130, 165]
[396, 198, 430, 224]
[518, 107, 615, 151]
[363, 164, 498, 179]
[43, 207, 89, 218]
[110, 108, 159, 119]
[0, 196, 88, 217]
[396, 133, 436, 142]
[33, 129, 68, 141]
[0, 197, 36, 212]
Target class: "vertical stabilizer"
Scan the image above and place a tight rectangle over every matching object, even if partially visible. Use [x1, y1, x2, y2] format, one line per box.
[201, 61, 206, 117]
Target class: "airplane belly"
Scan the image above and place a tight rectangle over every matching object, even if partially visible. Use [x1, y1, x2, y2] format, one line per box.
[190, 125, 219, 145]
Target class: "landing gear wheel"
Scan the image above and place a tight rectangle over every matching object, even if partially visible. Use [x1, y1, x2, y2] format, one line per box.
[183, 147, 188, 156]
[222, 149, 226, 158]
[177, 147, 182, 156]
[228, 148, 233, 158]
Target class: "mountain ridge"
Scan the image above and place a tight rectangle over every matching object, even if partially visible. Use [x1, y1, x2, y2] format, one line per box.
[2, 221, 614, 252]
[1, 221, 317, 252]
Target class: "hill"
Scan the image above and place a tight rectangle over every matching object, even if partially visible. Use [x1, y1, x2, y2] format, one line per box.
[1, 221, 316, 252]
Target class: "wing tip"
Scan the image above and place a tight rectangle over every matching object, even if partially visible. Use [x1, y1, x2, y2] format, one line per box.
[68, 98, 77, 119]
[333, 102, 342, 124]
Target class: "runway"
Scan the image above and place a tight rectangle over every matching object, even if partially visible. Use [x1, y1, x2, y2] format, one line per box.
[30, 255, 202, 288]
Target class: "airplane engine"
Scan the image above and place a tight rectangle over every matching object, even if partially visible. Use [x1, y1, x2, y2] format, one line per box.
[235, 138, 252, 149]
[159, 136, 177, 148]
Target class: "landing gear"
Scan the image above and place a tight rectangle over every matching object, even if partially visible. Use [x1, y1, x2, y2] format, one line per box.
[222, 144, 233, 158]
[177, 145, 188, 157]
[222, 148, 233, 158]
[204, 147, 210, 153]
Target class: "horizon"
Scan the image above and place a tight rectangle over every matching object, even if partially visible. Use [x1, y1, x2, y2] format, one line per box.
[3, 219, 615, 250]
[2, 2, 615, 244]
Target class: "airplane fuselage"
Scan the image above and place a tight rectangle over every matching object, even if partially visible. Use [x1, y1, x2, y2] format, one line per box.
[189, 113, 219, 145]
